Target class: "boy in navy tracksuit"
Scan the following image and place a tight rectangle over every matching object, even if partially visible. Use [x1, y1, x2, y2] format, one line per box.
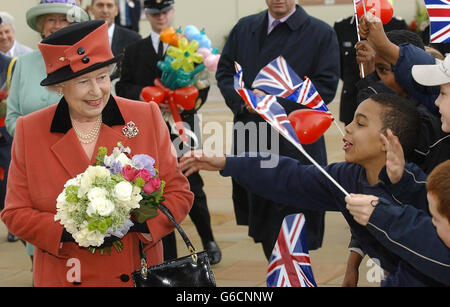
[180, 92, 447, 286]
[345, 25, 450, 284]
[341, 13, 450, 286]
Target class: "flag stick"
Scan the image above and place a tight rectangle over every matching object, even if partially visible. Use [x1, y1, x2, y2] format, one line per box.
[254, 105, 351, 197]
[352, 0, 365, 78]
[288, 136, 350, 197]
[236, 66, 350, 197]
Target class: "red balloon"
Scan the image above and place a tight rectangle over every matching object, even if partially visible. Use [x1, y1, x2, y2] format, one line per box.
[141, 86, 165, 105]
[288, 109, 333, 144]
[356, 0, 393, 25]
[174, 86, 198, 110]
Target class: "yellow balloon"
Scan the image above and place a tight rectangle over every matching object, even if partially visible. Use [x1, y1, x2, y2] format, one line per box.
[167, 38, 204, 72]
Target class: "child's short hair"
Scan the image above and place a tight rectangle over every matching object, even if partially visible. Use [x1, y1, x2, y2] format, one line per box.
[386, 30, 425, 50]
[369, 92, 420, 155]
[426, 160, 450, 223]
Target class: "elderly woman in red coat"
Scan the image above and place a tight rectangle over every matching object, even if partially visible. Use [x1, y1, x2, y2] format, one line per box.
[0, 20, 193, 286]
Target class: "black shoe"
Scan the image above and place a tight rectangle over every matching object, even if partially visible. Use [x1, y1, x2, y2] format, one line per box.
[205, 241, 221, 265]
[7, 232, 19, 242]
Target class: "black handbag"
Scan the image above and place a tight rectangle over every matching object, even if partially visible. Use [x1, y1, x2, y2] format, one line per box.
[132, 203, 216, 287]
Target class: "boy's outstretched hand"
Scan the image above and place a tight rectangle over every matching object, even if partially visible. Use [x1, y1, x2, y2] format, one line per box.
[179, 150, 227, 177]
[380, 129, 405, 184]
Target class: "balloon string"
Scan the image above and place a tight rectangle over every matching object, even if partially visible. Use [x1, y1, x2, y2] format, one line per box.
[333, 119, 345, 138]
[352, 0, 365, 78]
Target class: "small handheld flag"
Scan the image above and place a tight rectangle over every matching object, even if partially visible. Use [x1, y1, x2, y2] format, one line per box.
[424, 0, 450, 43]
[233, 62, 350, 197]
[267, 214, 317, 287]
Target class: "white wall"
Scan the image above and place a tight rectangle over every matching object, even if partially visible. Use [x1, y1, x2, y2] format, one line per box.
[1, 0, 418, 51]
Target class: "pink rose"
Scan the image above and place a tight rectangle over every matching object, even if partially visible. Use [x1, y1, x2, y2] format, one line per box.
[150, 177, 161, 190]
[122, 165, 138, 181]
[135, 169, 152, 183]
[143, 177, 161, 194]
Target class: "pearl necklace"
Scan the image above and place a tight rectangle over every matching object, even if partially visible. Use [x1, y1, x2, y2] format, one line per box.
[71, 115, 102, 144]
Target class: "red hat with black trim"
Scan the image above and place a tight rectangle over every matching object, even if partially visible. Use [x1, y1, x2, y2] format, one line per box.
[38, 20, 121, 86]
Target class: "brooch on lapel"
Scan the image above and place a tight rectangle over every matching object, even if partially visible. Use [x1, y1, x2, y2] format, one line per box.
[122, 121, 139, 138]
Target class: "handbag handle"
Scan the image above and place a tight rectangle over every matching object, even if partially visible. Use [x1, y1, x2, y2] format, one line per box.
[138, 203, 198, 275]
[158, 203, 197, 258]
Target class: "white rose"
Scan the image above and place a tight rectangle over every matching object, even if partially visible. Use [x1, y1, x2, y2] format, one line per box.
[114, 181, 133, 202]
[87, 187, 108, 201]
[64, 178, 79, 188]
[56, 191, 67, 204]
[86, 165, 111, 179]
[73, 228, 104, 247]
[86, 197, 115, 217]
[116, 153, 131, 168]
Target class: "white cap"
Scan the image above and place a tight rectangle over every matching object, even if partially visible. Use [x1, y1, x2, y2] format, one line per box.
[412, 55, 450, 86]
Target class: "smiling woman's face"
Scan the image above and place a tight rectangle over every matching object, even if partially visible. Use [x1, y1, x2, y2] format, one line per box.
[40, 13, 71, 38]
[61, 66, 111, 122]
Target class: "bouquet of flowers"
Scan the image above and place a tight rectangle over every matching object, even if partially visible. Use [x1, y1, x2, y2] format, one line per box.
[54, 142, 165, 254]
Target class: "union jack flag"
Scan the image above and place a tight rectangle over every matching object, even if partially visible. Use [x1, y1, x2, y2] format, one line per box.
[294, 77, 329, 112]
[424, 0, 450, 43]
[237, 86, 301, 148]
[253, 57, 329, 112]
[252, 56, 303, 98]
[234, 63, 308, 157]
[267, 214, 317, 287]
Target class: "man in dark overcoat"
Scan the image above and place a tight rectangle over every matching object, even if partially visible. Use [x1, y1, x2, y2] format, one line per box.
[116, 0, 222, 264]
[216, 0, 340, 259]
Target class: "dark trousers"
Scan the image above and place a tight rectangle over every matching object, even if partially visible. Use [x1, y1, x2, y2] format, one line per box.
[162, 177, 215, 260]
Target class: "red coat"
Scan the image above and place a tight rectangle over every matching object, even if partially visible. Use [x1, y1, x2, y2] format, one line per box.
[1, 96, 193, 286]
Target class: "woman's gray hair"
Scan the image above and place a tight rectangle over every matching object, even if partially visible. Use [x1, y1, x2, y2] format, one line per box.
[45, 63, 117, 92]
[0, 12, 15, 32]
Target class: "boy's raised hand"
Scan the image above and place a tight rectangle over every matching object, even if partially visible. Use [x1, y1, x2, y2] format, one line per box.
[358, 10, 401, 67]
[355, 40, 376, 77]
[380, 128, 405, 184]
[179, 150, 226, 177]
[358, 10, 386, 49]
